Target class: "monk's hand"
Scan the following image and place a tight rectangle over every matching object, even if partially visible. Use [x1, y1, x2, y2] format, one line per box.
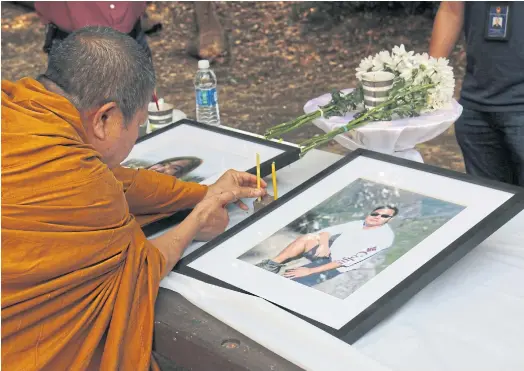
[192, 187, 265, 241]
[206, 169, 267, 211]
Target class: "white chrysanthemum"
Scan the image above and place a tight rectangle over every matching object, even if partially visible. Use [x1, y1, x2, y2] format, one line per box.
[414, 52, 430, 63]
[356, 56, 374, 80]
[377, 50, 393, 64]
[356, 45, 456, 111]
[425, 56, 455, 109]
[388, 55, 403, 72]
[392, 44, 407, 56]
[397, 57, 417, 82]
[413, 69, 428, 85]
[399, 67, 414, 82]
[392, 44, 414, 60]
[371, 50, 392, 71]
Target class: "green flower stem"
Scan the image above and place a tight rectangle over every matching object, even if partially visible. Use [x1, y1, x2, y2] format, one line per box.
[300, 97, 391, 148]
[299, 83, 435, 154]
[265, 105, 337, 139]
[268, 113, 319, 138]
[264, 87, 362, 139]
[300, 119, 369, 156]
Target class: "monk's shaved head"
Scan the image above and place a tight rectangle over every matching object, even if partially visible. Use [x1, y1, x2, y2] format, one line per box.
[42, 26, 155, 123]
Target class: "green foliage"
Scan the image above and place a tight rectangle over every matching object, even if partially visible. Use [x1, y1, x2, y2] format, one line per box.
[323, 86, 364, 118]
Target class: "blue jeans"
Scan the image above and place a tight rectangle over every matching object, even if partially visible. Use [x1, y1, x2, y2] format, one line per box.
[455, 108, 524, 186]
[290, 242, 341, 287]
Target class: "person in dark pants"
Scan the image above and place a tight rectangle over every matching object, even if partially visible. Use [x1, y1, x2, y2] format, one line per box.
[20, 1, 227, 62]
[35, 1, 152, 60]
[429, 2, 524, 186]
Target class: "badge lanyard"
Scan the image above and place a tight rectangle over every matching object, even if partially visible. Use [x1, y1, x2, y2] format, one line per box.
[484, 2, 512, 41]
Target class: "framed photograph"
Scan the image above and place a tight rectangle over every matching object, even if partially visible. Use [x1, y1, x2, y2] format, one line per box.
[121, 119, 300, 234]
[176, 149, 524, 344]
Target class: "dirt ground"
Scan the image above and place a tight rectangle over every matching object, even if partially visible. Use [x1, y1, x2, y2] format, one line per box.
[1, 1, 466, 171]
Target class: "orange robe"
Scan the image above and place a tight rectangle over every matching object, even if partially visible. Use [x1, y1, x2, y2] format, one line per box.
[1, 78, 208, 370]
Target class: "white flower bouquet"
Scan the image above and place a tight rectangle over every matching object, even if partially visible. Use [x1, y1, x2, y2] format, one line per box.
[264, 45, 455, 155]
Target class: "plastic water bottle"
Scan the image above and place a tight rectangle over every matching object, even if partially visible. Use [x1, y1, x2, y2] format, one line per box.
[194, 59, 220, 126]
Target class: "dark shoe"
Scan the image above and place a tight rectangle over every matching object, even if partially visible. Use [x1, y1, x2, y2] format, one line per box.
[255, 259, 284, 274]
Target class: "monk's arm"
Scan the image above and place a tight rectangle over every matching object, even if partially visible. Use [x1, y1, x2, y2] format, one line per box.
[149, 208, 202, 277]
[112, 166, 208, 216]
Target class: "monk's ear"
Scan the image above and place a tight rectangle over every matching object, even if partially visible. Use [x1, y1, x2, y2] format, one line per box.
[92, 102, 118, 140]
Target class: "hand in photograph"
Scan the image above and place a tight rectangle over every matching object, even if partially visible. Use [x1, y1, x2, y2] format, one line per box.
[282, 267, 312, 278]
[206, 169, 268, 210]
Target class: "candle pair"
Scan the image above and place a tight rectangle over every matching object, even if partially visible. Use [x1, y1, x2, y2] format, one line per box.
[256, 153, 278, 201]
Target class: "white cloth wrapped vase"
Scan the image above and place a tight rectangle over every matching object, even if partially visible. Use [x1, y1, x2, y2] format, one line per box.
[304, 89, 463, 163]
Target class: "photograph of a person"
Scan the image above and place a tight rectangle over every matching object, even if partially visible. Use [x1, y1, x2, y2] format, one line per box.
[120, 121, 298, 188]
[492, 16, 503, 28]
[122, 156, 206, 183]
[238, 178, 465, 299]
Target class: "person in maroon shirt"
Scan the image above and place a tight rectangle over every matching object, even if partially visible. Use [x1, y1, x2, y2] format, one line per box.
[34, 1, 227, 62]
[35, 1, 152, 58]
[21, 1, 227, 62]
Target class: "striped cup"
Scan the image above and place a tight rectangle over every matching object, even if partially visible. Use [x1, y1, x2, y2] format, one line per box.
[361, 71, 395, 109]
[148, 102, 174, 131]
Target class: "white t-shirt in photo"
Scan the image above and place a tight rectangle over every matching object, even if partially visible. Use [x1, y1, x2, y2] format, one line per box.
[317, 220, 395, 273]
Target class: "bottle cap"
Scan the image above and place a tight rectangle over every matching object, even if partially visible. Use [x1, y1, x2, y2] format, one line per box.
[198, 60, 210, 69]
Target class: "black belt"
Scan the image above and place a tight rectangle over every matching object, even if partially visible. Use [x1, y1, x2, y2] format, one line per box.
[43, 20, 142, 53]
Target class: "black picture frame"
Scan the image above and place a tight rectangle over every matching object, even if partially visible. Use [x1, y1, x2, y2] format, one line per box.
[132, 119, 300, 236]
[174, 148, 524, 344]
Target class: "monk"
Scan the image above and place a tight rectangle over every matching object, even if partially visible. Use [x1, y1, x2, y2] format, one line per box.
[1, 26, 266, 370]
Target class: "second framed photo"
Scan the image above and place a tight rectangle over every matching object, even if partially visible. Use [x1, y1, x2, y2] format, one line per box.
[121, 119, 300, 234]
[175, 149, 524, 344]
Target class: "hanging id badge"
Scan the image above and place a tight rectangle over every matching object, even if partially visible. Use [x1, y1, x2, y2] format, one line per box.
[484, 2, 512, 41]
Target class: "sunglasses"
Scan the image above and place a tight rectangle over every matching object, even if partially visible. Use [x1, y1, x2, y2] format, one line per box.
[369, 212, 393, 218]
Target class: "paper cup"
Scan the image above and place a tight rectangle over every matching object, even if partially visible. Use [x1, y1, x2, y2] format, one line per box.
[361, 71, 395, 109]
[148, 102, 174, 130]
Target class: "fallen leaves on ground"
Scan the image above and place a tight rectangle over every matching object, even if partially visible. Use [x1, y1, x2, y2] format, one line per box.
[1, 1, 465, 172]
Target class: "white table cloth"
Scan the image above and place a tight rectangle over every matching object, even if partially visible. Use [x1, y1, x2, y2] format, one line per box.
[303, 89, 463, 163]
[159, 149, 524, 371]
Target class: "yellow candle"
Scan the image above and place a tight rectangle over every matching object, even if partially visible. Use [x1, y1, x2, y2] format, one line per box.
[256, 153, 261, 201]
[272, 162, 278, 200]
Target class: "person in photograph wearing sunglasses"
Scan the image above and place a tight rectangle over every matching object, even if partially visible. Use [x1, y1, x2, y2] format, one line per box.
[256, 205, 398, 287]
